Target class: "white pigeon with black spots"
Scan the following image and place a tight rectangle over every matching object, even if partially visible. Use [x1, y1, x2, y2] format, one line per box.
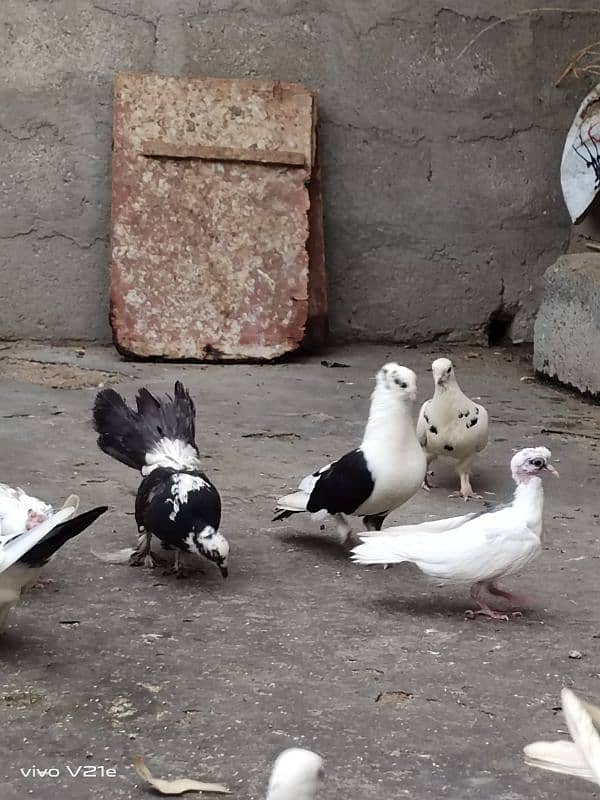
[417, 357, 489, 500]
[274, 363, 426, 543]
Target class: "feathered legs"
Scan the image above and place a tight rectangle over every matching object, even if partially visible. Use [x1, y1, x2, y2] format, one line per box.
[362, 514, 387, 532]
[450, 456, 481, 501]
[334, 513, 355, 545]
[422, 455, 436, 491]
[129, 530, 162, 569]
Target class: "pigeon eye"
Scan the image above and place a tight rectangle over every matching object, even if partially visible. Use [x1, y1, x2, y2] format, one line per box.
[530, 458, 544, 468]
[446, 367, 452, 374]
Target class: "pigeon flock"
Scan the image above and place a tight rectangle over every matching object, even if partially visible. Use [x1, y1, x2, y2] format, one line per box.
[0, 356, 591, 796]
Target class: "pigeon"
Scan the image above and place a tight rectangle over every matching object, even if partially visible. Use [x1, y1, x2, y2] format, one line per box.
[266, 748, 324, 800]
[417, 357, 489, 500]
[0, 483, 53, 536]
[93, 381, 229, 577]
[351, 447, 558, 620]
[525, 688, 600, 787]
[273, 363, 427, 543]
[0, 496, 107, 631]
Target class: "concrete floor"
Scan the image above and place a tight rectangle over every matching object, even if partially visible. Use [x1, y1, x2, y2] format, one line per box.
[0, 342, 599, 800]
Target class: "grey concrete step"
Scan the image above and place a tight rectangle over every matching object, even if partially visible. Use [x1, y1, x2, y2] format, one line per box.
[534, 253, 600, 396]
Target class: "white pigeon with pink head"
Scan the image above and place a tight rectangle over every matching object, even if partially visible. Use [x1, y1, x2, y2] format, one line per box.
[352, 447, 558, 620]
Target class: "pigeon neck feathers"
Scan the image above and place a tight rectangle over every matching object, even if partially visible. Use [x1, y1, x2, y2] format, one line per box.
[362, 383, 415, 445]
[511, 477, 545, 534]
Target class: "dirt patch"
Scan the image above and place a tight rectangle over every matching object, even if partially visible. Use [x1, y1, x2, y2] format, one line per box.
[0, 358, 121, 389]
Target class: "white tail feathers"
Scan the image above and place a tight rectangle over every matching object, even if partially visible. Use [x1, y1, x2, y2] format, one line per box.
[351, 535, 407, 565]
[276, 491, 309, 512]
[524, 741, 595, 783]
[142, 438, 201, 475]
[525, 688, 600, 787]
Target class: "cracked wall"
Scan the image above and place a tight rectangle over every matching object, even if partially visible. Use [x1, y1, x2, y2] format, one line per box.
[1, 0, 599, 344]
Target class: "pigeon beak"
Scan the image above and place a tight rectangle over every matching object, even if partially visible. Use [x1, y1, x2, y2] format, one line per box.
[544, 464, 559, 478]
[219, 566, 229, 579]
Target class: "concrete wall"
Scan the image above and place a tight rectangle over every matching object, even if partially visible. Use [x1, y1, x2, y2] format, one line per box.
[1, 0, 599, 345]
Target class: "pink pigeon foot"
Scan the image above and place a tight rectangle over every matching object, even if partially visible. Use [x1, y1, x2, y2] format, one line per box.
[486, 583, 532, 611]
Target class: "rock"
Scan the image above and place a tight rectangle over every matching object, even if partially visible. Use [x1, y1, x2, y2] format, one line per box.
[533, 253, 600, 396]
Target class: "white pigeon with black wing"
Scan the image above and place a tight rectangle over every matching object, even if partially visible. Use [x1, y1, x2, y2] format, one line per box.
[525, 688, 600, 787]
[266, 748, 324, 800]
[417, 357, 488, 500]
[0, 495, 107, 631]
[352, 447, 557, 620]
[93, 381, 229, 578]
[273, 363, 427, 543]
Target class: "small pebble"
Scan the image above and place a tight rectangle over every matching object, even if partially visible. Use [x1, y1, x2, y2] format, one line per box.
[568, 650, 583, 659]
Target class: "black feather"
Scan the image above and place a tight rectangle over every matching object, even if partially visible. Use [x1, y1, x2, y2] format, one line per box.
[135, 468, 221, 548]
[307, 449, 374, 515]
[93, 382, 197, 471]
[272, 508, 300, 522]
[20, 506, 108, 567]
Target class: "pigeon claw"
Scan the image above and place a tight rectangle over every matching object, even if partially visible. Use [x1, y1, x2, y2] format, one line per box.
[465, 608, 510, 622]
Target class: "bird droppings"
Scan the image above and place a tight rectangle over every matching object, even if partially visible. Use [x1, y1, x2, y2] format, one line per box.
[568, 650, 584, 659]
[375, 690, 414, 704]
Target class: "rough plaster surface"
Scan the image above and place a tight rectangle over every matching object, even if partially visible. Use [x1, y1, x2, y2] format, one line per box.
[2, 1, 600, 343]
[1, 342, 599, 800]
[534, 253, 600, 395]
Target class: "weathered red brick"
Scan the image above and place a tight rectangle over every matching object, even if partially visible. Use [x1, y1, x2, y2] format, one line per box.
[110, 72, 326, 360]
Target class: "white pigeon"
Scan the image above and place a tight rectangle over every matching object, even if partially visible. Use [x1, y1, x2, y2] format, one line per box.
[0, 483, 53, 537]
[417, 357, 488, 500]
[266, 748, 324, 800]
[524, 688, 600, 786]
[0, 495, 107, 631]
[273, 363, 427, 543]
[351, 447, 558, 620]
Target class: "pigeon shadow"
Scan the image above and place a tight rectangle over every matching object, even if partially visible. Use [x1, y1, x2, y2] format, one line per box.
[368, 594, 548, 623]
[277, 531, 353, 563]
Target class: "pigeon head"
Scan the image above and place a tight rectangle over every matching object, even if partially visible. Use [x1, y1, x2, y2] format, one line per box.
[431, 357, 455, 388]
[510, 447, 559, 484]
[266, 748, 324, 800]
[376, 363, 417, 402]
[195, 528, 230, 578]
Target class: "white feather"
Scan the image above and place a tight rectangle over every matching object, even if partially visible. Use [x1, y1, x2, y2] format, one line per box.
[0, 503, 78, 575]
[142, 438, 201, 475]
[0, 484, 53, 537]
[525, 689, 600, 786]
[266, 748, 323, 800]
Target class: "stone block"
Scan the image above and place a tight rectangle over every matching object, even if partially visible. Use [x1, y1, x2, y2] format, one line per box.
[533, 253, 600, 395]
[110, 72, 326, 360]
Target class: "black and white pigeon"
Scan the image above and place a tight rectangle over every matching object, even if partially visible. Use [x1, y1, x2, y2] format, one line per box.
[352, 447, 558, 620]
[417, 357, 489, 499]
[273, 363, 426, 543]
[93, 381, 229, 577]
[266, 748, 324, 800]
[0, 495, 107, 631]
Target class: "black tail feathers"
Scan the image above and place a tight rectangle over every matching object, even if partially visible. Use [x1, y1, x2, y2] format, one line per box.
[21, 506, 108, 567]
[93, 382, 197, 471]
[272, 509, 298, 522]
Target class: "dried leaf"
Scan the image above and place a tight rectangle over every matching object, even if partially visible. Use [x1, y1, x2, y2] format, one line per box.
[133, 756, 230, 796]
